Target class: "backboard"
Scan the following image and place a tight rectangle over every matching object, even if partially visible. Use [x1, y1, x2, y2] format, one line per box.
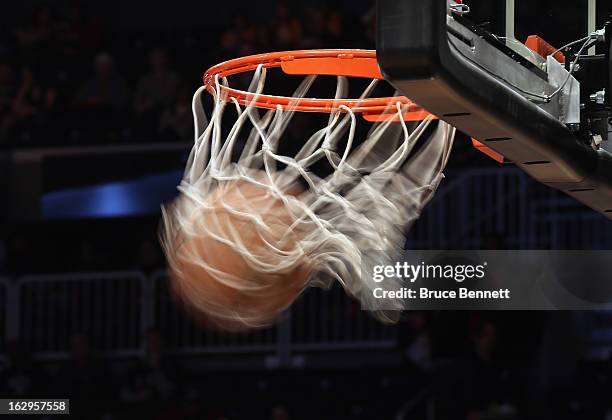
[376, 0, 612, 219]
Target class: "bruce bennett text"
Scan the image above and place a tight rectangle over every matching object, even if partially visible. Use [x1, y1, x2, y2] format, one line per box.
[373, 287, 511, 300]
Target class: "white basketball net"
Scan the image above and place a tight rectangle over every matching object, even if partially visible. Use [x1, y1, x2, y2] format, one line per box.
[162, 64, 456, 328]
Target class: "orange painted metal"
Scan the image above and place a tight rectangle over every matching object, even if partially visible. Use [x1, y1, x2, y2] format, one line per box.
[525, 35, 566, 64]
[203, 49, 434, 122]
[472, 139, 507, 164]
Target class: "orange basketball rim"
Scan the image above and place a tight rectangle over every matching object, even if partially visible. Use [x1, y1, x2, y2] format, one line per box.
[202, 49, 435, 122]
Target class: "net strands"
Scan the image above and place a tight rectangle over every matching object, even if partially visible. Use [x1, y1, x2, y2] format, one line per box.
[161, 64, 456, 329]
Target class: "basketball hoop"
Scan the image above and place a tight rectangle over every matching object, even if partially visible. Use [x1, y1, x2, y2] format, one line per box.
[161, 49, 456, 329]
[202, 49, 433, 122]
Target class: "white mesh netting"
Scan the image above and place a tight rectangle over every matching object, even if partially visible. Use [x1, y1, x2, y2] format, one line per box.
[161, 65, 456, 329]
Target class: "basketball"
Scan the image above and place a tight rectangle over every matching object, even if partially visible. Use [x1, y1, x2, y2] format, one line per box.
[165, 178, 311, 331]
[5, 2, 612, 418]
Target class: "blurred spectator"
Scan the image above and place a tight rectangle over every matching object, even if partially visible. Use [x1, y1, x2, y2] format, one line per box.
[324, 9, 344, 43]
[158, 87, 193, 141]
[271, 404, 290, 420]
[75, 53, 129, 109]
[0, 0, 373, 149]
[0, 340, 37, 397]
[361, 5, 376, 45]
[461, 321, 519, 420]
[56, 3, 103, 55]
[273, 3, 303, 48]
[74, 53, 129, 142]
[276, 20, 303, 48]
[14, 5, 55, 58]
[142, 329, 177, 400]
[134, 48, 181, 140]
[473, 321, 498, 363]
[399, 312, 433, 371]
[0, 63, 17, 111]
[0, 63, 18, 143]
[119, 329, 177, 417]
[219, 30, 238, 54]
[154, 389, 201, 420]
[300, 7, 326, 48]
[57, 333, 110, 418]
[7, 67, 57, 145]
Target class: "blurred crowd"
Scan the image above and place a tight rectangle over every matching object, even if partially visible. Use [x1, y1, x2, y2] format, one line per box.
[0, 218, 164, 275]
[0, 1, 374, 148]
[0, 313, 603, 420]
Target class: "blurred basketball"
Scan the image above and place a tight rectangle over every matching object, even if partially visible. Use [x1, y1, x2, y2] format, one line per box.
[165, 178, 311, 331]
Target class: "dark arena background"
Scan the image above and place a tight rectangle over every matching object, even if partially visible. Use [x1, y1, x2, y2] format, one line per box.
[1, 1, 612, 419]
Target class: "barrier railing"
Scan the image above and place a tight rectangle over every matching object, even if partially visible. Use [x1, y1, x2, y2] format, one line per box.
[408, 167, 612, 250]
[407, 167, 530, 249]
[1, 271, 399, 360]
[1, 169, 611, 361]
[290, 285, 398, 350]
[17, 272, 146, 359]
[533, 210, 612, 249]
[151, 271, 278, 354]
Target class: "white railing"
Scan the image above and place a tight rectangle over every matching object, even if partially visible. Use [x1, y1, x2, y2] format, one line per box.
[17, 272, 146, 359]
[533, 210, 612, 249]
[150, 271, 278, 354]
[407, 167, 531, 248]
[290, 285, 398, 350]
[409, 167, 612, 250]
[0, 271, 399, 360]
